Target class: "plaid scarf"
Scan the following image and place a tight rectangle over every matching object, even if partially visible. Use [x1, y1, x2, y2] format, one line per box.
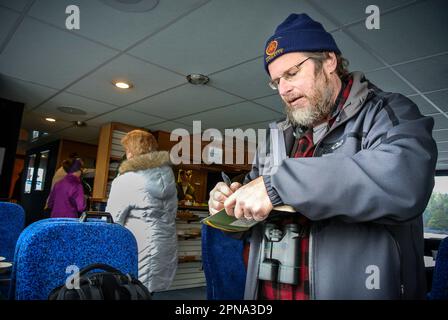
[260, 75, 353, 300]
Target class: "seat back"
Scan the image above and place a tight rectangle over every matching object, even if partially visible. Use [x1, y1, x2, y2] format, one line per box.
[0, 202, 25, 261]
[201, 225, 246, 300]
[428, 237, 448, 300]
[10, 217, 138, 300]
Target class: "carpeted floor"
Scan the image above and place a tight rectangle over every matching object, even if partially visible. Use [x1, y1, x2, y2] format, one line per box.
[152, 286, 207, 300]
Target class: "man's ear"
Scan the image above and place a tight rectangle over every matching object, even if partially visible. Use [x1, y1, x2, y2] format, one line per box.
[324, 52, 338, 75]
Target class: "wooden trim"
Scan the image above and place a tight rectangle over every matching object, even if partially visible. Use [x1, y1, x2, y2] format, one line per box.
[92, 123, 113, 199]
[55, 140, 63, 169]
[111, 122, 144, 133]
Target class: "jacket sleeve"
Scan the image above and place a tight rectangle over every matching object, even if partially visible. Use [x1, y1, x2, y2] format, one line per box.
[73, 183, 86, 213]
[106, 175, 133, 225]
[47, 188, 55, 210]
[263, 94, 438, 223]
[244, 154, 260, 184]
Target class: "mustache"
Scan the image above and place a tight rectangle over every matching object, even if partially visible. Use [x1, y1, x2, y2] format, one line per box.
[283, 94, 307, 104]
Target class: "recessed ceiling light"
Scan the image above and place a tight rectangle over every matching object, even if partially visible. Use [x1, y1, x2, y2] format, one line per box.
[45, 117, 56, 122]
[73, 120, 86, 127]
[186, 74, 209, 85]
[113, 81, 132, 89]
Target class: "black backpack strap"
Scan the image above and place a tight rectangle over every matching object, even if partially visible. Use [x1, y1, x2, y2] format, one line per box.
[87, 284, 103, 300]
[133, 282, 151, 300]
[77, 263, 122, 276]
[76, 288, 88, 300]
[56, 286, 68, 300]
[122, 283, 138, 300]
[55, 285, 87, 300]
[117, 275, 150, 300]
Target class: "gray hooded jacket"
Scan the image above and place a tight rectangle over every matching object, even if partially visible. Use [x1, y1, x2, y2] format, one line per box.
[106, 151, 178, 293]
[243, 72, 437, 299]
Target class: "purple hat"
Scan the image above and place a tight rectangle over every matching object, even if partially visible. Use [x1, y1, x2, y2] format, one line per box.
[67, 159, 82, 173]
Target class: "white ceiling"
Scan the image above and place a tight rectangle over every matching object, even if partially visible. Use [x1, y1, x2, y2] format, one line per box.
[0, 0, 447, 169]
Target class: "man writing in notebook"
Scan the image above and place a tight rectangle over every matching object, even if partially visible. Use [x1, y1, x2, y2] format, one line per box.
[208, 13, 437, 299]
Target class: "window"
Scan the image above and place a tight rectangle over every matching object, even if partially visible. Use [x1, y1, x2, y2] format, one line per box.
[24, 154, 36, 194]
[31, 130, 48, 141]
[35, 150, 49, 191]
[423, 175, 448, 238]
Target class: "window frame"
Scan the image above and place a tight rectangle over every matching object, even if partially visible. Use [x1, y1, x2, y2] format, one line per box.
[424, 170, 448, 239]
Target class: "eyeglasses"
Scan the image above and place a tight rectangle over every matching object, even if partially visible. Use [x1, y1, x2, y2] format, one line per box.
[268, 57, 312, 90]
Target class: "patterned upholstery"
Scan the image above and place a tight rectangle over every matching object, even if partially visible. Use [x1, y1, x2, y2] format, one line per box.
[10, 218, 138, 300]
[428, 237, 448, 300]
[0, 202, 25, 261]
[201, 225, 246, 300]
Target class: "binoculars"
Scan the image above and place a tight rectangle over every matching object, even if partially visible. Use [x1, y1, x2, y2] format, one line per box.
[258, 223, 301, 285]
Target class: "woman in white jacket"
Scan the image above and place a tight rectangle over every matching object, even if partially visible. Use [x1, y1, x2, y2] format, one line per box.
[106, 129, 178, 293]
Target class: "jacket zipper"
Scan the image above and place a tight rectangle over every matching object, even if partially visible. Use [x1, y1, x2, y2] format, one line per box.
[307, 90, 376, 299]
[309, 224, 315, 299]
[308, 100, 359, 299]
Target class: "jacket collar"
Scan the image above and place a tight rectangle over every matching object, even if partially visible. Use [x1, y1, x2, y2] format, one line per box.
[119, 151, 171, 174]
[337, 71, 371, 122]
[64, 173, 81, 182]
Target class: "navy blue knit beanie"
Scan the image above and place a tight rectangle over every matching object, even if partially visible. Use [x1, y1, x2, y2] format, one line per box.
[264, 13, 341, 74]
[67, 159, 82, 173]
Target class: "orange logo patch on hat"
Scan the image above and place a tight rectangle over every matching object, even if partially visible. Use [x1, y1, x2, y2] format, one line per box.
[266, 40, 278, 56]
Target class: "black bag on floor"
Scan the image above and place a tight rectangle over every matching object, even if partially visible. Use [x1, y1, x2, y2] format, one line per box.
[48, 263, 151, 300]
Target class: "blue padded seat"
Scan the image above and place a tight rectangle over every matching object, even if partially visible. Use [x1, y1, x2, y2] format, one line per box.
[0, 202, 25, 298]
[428, 237, 448, 300]
[0, 202, 25, 261]
[10, 218, 138, 300]
[201, 225, 246, 300]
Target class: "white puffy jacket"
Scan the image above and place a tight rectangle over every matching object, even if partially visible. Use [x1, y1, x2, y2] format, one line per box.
[106, 151, 178, 292]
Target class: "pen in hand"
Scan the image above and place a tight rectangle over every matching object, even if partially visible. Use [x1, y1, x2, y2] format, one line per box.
[221, 171, 236, 215]
[221, 171, 232, 187]
[221, 171, 249, 220]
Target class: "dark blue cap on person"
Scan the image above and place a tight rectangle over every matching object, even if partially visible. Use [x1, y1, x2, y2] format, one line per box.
[264, 13, 341, 74]
[67, 159, 82, 173]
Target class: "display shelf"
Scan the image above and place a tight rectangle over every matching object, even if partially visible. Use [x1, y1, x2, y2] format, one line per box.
[92, 122, 140, 199]
[165, 208, 208, 290]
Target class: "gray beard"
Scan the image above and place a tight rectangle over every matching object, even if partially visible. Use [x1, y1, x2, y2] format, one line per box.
[284, 73, 335, 128]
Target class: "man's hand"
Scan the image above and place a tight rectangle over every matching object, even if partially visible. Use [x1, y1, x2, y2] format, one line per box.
[224, 176, 273, 221]
[208, 181, 242, 215]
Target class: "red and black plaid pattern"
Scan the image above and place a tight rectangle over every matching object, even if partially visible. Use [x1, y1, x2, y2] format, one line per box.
[259, 75, 353, 300]
[293, 128, 314, 158]
[259, 214, 310, 300]
[329, 75, 353, 128]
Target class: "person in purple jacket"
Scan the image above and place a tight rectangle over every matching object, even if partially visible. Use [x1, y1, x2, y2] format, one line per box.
[47, 158, 86, 218]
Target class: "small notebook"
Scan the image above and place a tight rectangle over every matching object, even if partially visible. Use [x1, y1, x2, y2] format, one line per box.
[201, 205, 295, 232]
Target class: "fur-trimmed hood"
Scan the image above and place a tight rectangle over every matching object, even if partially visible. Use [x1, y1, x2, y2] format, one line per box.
[119, 151, 171, 174]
